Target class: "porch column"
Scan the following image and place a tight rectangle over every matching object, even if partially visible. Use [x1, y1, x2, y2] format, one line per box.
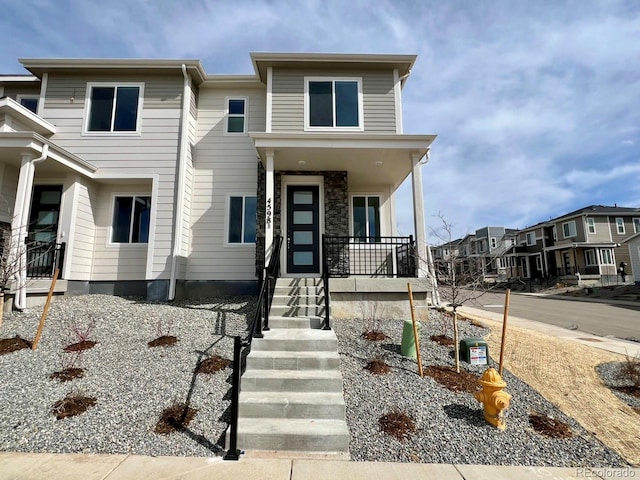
[264, 149, 275, 267]
[411, 152, 427, 277]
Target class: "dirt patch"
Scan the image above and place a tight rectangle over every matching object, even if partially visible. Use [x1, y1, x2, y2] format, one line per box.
[52, 394, 96, 420]
[197, 355, 231, 374]
[379, 411, 416, 441]
[148, 335, 178, 348]
[614, 386, 640, 398]
[365, 359, 391, 375]
[64, 340, 97, 352]
[425, 365, 480, 393]
[50, 368, 84, 383]
[154, 403, 197, 435]
[430, 335, 454, 346]
[361, 330, 389, 341]
[0, 336, 31, 355]
[529, 412, 572, 438]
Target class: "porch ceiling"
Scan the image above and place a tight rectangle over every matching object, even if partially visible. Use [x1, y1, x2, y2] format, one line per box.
[251, 132, 436, 188]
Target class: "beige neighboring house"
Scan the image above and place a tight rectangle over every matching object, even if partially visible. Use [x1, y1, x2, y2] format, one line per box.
[622, 233, 640, 284]
[0, 53, 436, 311]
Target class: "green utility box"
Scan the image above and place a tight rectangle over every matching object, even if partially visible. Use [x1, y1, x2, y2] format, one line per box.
[400, 320, 421, 358]
[459, 337, 489, 365]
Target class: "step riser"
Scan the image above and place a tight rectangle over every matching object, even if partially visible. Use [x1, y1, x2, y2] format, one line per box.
[270, 306, 324, 317]
[246, 356, 340, 370]
[242, 377, 343, 392]
[252, 339, 337, 352]
[276, 278, 323, 287]
[271, 297, 323, 307]
[239, 402, 346, 419]
[268, 318, 313, 329]
[233, 433, 350, 453]
[273, 287, 323, 296]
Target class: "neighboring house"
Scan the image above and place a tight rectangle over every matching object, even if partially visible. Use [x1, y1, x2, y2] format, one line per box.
[514, 222, 553, 279]
[0, 53, 436, 310]
[469, 227, 517, 280]
[622, 233, 640, 284]
[430, 238, 462, 278]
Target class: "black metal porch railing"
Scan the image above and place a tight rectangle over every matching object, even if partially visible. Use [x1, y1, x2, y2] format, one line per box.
[225, 235, 283, 461]
[27, 241, 65, 278]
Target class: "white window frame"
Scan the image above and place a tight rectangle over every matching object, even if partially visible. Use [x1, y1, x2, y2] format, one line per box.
[490, 237, 497, 249]
[562, 220, 577, 238]
[83, 82, 144, 136]
[16, 94, 39, 114]
[535, 255, 542, 270]
[552, 225, 557, 241]
[304, 76, 364, 132]
[225, 194, 257, 246]
[633, 218, 640, 233]
[349, 194, 384, 243]
[108, 193, 151, 246]
[526, 232, 536, 246]
[599, 248, 614, 265]
[585, 249, 597, 266]
[586, 217, 596, 234]
[224, 97, 248, 135]
[510, 238, 516, 246]
[615, 217, 625, 235]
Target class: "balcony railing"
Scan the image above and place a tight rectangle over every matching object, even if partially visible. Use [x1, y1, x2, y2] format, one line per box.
[27, 241, 65, 278]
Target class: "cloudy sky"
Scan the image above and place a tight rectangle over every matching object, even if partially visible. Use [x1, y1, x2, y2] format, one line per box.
[1, 0, 639, 240]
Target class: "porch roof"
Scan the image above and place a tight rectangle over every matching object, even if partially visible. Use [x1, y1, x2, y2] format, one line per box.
[544, 242, 618, 251]
[250, 132, 436, 188]
[0, 97, 56, 136]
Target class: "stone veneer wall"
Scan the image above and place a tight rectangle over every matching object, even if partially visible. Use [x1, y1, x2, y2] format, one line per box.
[255, 161, 266, 275]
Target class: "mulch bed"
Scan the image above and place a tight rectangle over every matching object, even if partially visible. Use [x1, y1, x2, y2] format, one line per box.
[365, 359, 391, 375]
[49, 368, 84, 383]
[197, 355, 231, 374]
[64, 340, 96, 352]
[0, 336, 31, 355]
[52, 394, 96, 420]
[424, 365, 480, 393]
[529, 412, 572, 438]
[148, 335, 178, 348]
[614, 386, 640, 398]
[379, 411, 416, 441]
[154, 403, 197, 435]
[430, 335, 454, 346]
[361, 330, 389, 341]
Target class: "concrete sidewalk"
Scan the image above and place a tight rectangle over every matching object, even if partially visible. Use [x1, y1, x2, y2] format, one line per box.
[0, 452, 637, 480]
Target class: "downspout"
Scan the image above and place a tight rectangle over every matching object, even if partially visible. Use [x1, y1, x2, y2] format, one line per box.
[14, 144, 48, 310]
[168, 64, 190, 301]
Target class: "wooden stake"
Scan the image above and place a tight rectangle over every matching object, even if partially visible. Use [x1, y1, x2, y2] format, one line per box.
[498, 288, 511, 375]
[32, 268, 59, 350]
[407, 283, 424, 377]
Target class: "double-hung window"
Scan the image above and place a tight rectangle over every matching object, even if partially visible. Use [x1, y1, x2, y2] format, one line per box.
[228, 195, 256, 244]
[305, 77, 362, 130]
[226, 98, 246, 134]
[586, 217, 596, 234]
[111, 196, 151, 243]
[615, 217, 625, 235]
[17, 95, 39, 114]
[585, 249, 597, 266]
[85, 84, 143, 133]
[562, 221, 576, 238]
[352, 195, 380, 242]
[634, 218, 640, 233]
[526, 232, 536, 246]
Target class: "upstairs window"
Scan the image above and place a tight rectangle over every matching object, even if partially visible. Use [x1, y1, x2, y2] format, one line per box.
[615, 217, 625, 235]
[305, 78, 362, 130]
[490, 237, 497, 249]
[352, 195, 380, 242]
[17, 95, 39, 114]
[562, 220, 576, 238]
[228, 195, 256, 244]
[634, 218, 640, 233]
[586, 217, 596, 234]
[111, 196, 151, 243]
[86, 84, 142, 133]
[552, 226, 557, 241]
[226, 98, 246, 134]
[526, 232, 536, 246]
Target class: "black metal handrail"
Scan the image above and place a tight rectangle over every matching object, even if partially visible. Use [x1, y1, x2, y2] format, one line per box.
[26, 240, 65, 279]
[225, 235, 282, 461]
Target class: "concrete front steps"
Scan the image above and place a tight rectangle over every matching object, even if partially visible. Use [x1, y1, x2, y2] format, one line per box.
[231, 277, 350, 456]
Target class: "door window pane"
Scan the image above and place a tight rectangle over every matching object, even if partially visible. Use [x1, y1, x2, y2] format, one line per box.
[293, 231, 313, 245]
[367, 197, 380, 239]
[293, 251, 313, 265]
[353, 196, 366, 238]
[335, 81, 358, 127]
[352, 195, 381, 242]
[40, 191, 61, 204]
[293, 211, 313, 224]
[293, 192, 313, 204]
[37, 211, 58, 225]
[309, 81, 333, 127]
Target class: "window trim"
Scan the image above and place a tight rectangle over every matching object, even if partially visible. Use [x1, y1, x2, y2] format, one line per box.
[535, 255, 542, 270]
[16, 94, 39, 114]
[224, 97, 248, 135]
[552, 225, 557, 241]
[615, 217, 625, 235]
[225, 194, 257, 246]
[599, 248, 614, 265]
[585, 249, 597, 266]
[108, 193, 151, 246]
[633, 218, 640, 234]
[304, 76, 364, 132]
[490, 237, 497, 249]
[349, 193, 384, 243]
[526, 232, 536, 246]
[562, 220, 577, 239]
[586, 217, 596, 234]
[83, 82, 144, 136]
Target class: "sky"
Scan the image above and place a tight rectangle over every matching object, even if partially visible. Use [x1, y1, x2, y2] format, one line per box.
[1, 0, 639, 241]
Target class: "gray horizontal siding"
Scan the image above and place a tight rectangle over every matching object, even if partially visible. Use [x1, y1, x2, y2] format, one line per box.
[271, 68, 396, 133]
[2, 84, 40, 100]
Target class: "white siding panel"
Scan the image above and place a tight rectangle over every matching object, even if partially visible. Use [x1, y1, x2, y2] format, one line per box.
[69, 181, 97, 279]
[0, 164, 19, 223]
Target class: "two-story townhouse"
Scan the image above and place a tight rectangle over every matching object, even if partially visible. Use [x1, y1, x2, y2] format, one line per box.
[514, 222, 556, 279]
[430, 238, 462, 278]
[466, 226, 518, 281]
[0, 53, 437, 314]
[542, 205, 640, 285]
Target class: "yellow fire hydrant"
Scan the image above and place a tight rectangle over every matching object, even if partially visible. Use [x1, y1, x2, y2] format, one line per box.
[474, 367, 511, 430]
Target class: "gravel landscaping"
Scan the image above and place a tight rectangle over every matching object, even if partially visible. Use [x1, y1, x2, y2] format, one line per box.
[596, 362, 640, 410]
[0, 295, 630, 466]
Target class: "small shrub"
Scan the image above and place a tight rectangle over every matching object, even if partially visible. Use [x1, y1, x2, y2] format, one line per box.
[616, 353, 640, 390]
[65, 318, 97, 352]
[197, 354, 231, 374]
[149, 318, 178, 348]
[379, 410, 416, 441]
[52, 394, 96, 420]
[50, 351, 85, 383]
[359, 299, 387, 339]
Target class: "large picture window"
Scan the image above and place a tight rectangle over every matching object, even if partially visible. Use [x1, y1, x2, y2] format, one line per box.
[86, 84, 142, 133]
[111, 196, 151, 243]
[306, 78, 362, 130]
[228, 196, 256, 244]
[352, 195, 380, 242]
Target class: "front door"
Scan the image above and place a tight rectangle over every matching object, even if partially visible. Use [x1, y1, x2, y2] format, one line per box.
[286, 185, 320, 274]
[27, 185, 62, 276]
